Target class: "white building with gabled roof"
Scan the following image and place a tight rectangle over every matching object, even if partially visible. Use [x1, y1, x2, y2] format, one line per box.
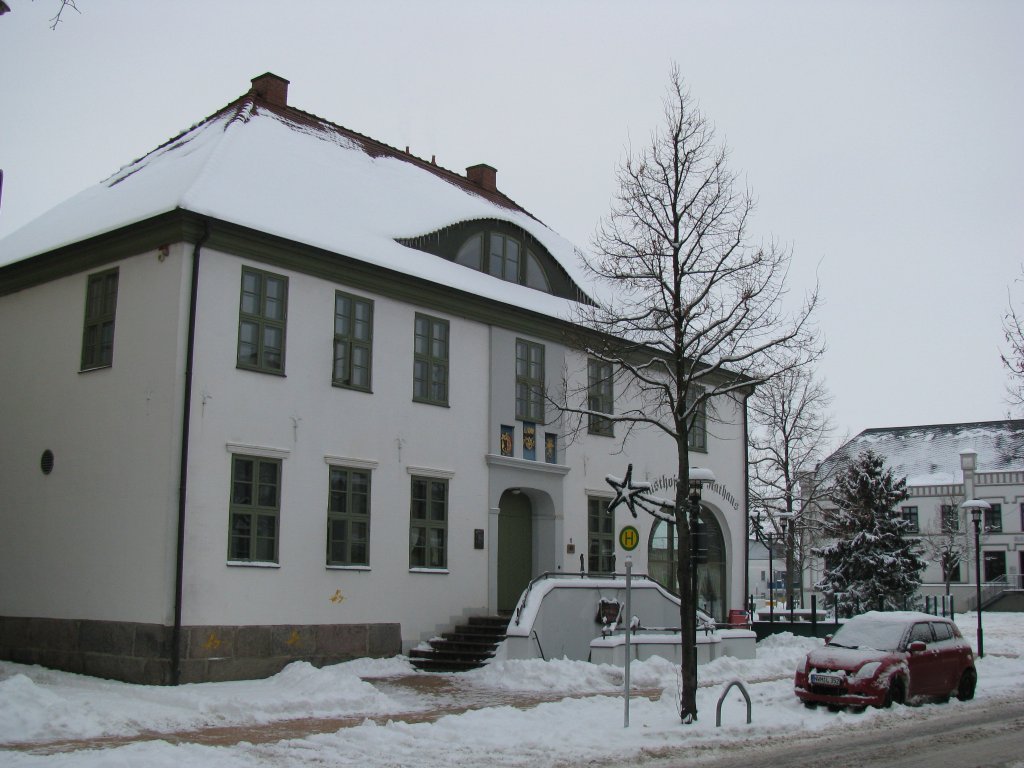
[0, 73, 752, 683]
[803, 420, 1024, 612]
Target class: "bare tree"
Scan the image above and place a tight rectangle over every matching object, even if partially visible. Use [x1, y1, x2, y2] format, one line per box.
[919, 494, 969, 599]
[1002, 268, 1024, 412]
[48, 0, 79, 28]
[749, 365, 834, 608]
[560, 65, 820, 723]
[3, 1, 81, 28]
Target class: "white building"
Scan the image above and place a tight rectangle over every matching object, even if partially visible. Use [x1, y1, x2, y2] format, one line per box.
[803, 421, 1024, 611]
[0, 74, 752, 683]
[747, 539, 787, 604]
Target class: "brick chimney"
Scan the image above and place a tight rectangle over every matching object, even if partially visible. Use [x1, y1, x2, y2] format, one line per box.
[466, 164, 497, 192]
[250, 73, 290, 107]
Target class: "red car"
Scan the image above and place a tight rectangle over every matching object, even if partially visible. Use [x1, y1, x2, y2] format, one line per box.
[794, 611, 977, 709]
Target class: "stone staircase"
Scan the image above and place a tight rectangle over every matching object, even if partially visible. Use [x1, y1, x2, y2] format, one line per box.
[409, 615, 509, 672]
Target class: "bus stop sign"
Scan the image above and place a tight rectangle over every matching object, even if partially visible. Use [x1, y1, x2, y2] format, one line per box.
[619, 525, 640, 551]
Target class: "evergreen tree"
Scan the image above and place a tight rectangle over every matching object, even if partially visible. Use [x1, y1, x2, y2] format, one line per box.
[813, 450, 925, 616]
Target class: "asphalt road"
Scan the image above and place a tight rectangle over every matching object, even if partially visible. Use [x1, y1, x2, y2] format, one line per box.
[605, 695, 1024, 768]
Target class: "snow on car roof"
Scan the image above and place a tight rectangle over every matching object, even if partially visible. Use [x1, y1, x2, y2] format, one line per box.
[848, 611, 950, 623]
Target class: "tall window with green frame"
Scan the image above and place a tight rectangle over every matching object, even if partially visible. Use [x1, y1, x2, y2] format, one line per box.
[588, 497, 615, 573]
[413, 314, 449, 405]
[488, 233, 521, 283]
[237, 267, 287, 373]
[587, 358, 614, 436]
[686, 386, 707, 451]
[409, 476, 448, 569]
[333, 292, 373, 390]
[515, 338, 545, 422]
[81, 268, 119, 370]
[327, 466, 370, 566]
[228, 455, 281, 562]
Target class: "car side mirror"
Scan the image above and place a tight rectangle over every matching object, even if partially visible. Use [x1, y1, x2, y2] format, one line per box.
[908, 640, 927, 653]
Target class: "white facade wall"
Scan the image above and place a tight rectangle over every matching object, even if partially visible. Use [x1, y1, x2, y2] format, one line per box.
[0, 246, 189, 624]
[902, 473, 1024, 598]
[1, 241, 753, 656]
[181, 250, 493, 642]
[180, 250, 752, 643]
[547, 348, 750, 613]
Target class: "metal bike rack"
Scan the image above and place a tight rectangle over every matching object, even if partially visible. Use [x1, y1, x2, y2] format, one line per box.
[716, 679, 752, 727]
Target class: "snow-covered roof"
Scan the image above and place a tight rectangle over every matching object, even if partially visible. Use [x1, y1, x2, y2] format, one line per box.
[0, 75, 595, 320]
[748, 539, 785, 560]
[821, 420, 1024, 486]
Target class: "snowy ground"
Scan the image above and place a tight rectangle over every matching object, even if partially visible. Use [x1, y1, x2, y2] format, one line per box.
[1, 612, 1020, 767]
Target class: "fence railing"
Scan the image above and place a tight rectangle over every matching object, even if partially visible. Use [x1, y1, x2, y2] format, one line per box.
[965, 573, 1024, 611]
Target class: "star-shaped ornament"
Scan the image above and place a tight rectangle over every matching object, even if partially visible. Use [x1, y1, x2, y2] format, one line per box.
[606, 464, 675, 522]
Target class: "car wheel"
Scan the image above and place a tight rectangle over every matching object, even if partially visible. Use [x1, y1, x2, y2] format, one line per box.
[956, 669, 977, 701]
[803, 701, 818, 710]
[882, 678, 905, 708]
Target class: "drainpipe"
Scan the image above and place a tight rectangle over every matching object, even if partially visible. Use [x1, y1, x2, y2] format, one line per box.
[171, 221, 209, 685]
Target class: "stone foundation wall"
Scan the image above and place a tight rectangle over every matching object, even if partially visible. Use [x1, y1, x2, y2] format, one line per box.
[0, 616, 401, 685]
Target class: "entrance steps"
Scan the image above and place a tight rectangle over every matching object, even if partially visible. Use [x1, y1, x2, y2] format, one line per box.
[409, 615, 509, 672]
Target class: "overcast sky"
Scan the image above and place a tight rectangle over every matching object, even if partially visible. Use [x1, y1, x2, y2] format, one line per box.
[1, 1, 1022, 449]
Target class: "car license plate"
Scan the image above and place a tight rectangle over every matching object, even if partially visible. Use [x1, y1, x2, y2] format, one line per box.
[809, 673, 843, 687]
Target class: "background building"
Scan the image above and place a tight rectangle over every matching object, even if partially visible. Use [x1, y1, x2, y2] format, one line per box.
[802, 421, 1024, 612]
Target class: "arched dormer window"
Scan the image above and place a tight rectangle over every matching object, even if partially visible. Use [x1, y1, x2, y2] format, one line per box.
[397, 219, 592, 303]
[455, 232, 551, 292]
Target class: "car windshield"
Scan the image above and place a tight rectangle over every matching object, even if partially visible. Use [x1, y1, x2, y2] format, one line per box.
[828, 618, 907, 651]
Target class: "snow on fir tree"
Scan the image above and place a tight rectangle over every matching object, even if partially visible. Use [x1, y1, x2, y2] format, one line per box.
[813, 449, 925, 617]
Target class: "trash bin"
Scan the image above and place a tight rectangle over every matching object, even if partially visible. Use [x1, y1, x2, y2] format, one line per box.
[728, 609, 750, 627]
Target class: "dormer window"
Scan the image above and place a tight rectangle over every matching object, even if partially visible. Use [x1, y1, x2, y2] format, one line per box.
[397, 219, 592, 303]
[455, 232, 551, 292]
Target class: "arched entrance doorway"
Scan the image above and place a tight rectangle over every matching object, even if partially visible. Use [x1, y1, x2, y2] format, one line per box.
[647, 506, 727, 620]
[497, 490, 533, 612]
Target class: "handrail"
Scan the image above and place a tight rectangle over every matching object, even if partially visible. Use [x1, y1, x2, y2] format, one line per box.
[514, 570, 666, 625]
[530, 629, 546, 661]
[965, 574, 1024, 611]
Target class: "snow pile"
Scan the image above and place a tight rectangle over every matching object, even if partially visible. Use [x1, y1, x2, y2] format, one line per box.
[0, 659, 406, 744]
[464, 657, 625, 694]
[0, 612, 1020, 767]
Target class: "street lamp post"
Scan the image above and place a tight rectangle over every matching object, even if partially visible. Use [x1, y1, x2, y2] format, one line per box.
[687, 467, 715, 719]
[961, 499, 990, 659]
[688, 468, 716, 604]
[751, 511, 789, 624]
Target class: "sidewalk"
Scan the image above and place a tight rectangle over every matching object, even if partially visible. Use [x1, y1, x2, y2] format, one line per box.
[7, 673, 665, 755]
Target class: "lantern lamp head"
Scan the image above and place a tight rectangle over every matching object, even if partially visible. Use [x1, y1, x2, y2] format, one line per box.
[960, 499, 990, 527]
[688, 467, 714, 502]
